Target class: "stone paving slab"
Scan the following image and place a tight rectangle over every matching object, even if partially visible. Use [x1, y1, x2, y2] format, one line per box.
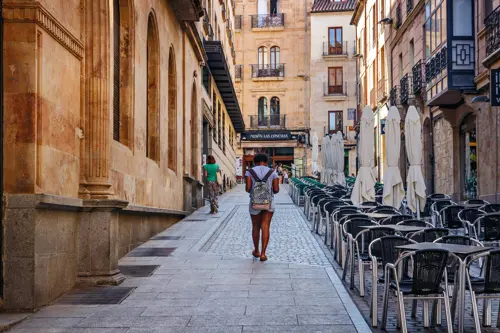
[6, 185, 369, 333]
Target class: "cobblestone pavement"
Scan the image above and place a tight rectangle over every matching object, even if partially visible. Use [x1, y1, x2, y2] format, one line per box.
[6, 185, 370, 333]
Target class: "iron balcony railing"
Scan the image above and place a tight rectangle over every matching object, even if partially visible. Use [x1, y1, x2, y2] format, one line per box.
[412, 60, 425, 95]
[249, 115, 287, 129]
[400, 74, 410, 105]
[235, 65, 243, 79]
[323, 41, 348, 56]
[377, 78, 388, 101]
[251, 13, 285, 28]
[407, 0, 413, 14]
[485, 5, 500, 57]
[235, 15, 242, 29]
[324, 81, 347, 96]
[251, 64, 285, 78]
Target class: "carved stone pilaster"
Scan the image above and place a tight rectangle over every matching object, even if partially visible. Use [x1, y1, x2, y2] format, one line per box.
[80, 0, 113, 199]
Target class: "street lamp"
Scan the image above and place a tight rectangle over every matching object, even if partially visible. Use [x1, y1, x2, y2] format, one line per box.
[471, 95, 490, 104]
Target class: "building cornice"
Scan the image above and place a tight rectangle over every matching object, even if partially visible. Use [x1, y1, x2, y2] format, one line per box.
[3, 2, 84, 60]
[350, 0, 365, 26]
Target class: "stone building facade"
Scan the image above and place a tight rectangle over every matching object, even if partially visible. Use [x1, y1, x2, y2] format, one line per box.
[234, 0, 311, 177]
[1, 0, 242, 310]
[353, 0, 500, 203]
[309, 0, 358, 177]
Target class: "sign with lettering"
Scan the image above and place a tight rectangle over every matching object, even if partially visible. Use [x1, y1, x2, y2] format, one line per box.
[491, 69, 500, 106]
[241, 131, 298, 141]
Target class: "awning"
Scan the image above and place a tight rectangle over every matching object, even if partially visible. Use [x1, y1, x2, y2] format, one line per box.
[204, 40, 245, 132]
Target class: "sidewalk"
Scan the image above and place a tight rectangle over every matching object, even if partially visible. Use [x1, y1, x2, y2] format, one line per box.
[7, 185, 371, 333]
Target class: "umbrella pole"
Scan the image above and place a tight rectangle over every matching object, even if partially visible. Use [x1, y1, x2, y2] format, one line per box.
[416, 200, 420, 220]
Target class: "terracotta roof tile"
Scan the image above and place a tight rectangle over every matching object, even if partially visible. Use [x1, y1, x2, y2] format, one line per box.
[311, 0, 356, 13]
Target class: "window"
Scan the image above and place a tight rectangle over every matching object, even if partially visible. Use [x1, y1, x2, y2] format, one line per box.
[168, 47, 177, 171]
[214, 16, 218, 40]
[399, 53, 403, 81]
[328, 67, 343, 94]
[113, 0, 133, 147]
[270, 46, 280, 68]
[328, 111, 343, 134]
[379, 46, 385, 79]
[368, 9, 373, 50]
[146, 13, 160, 163]
[270, 0, 279, 14]
[258, 46, 268, 67]
[409, 39, 415, 67]
[396, 4, 402, 28]
[270, 96, 280, 126]
[258, 97, 268, 126]
[202, 66, 211, 93]
[485, 0, 493, 18]
[425, 0, 446, 56]
[212, 92, 217, 142]
[372, 8, 377, 46]
[217, 101, 222, 148]
[222, 111, 226, 153]
[328, 27, 343, 55]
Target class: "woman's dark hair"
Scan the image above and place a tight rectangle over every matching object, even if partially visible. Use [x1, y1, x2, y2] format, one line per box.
[207, 155, 216, 164]
[254, 153, 268, 164]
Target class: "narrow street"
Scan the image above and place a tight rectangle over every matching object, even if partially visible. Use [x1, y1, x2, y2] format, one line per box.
[7, 185, 370, 333]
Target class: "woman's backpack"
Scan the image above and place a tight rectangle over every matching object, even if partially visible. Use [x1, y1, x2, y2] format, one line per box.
[248, 168, 274, 210]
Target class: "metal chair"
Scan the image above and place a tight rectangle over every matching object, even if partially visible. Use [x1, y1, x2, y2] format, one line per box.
[466, 249, 500, 330]
[308, 193, 330, 222]
[472, 213, 500, 245]
[381, 214, 414, 225]
[369, 236, 417, 327]
[421, 194, 451, 219]
[431, 200, 455, 226]
[313, 198, 341, 234]
[397, 219, 434, 228]
[381, 249, 455, 333]
[481, 204, 500, 214]
[368, 205, 400, 213]
[409, 227, 449, 243]
[304, 188, 323, 215]
[330, 207, 360, 253]
[360, 201, 379, 210]
[458, 208, 484, 236]
[336, 214, 373, 265]
[342, 220, 384, 296]
[464, 199, 490, 207]
[439, 205, 467, 234]
[320, 200, 347, 243]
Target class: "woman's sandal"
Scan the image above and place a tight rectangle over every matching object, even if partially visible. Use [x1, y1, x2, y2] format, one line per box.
[260, 255, 268, 262]
[252, 250, 260, 258]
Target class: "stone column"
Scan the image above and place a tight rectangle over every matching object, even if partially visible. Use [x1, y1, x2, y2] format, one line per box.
[79, 0, 113, 199]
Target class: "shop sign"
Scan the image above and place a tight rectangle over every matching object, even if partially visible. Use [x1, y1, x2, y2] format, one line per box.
[491, 69, 500, 106]
[380, 119, 386, 135]
[241, 131, 298, 141]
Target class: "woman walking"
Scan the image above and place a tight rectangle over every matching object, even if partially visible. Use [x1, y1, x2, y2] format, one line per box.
[203, 155, 221, 214]
[245, 154, 280, 261]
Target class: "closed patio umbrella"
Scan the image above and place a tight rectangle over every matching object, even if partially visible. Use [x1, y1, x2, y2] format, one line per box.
[383, 106, 405, 208]
[405, 105, 426, 215]
[320, 135, 329, 183]
[312, 132, 319, 174]
[334, 131, 346, 186]
[351, 106, 376, 205]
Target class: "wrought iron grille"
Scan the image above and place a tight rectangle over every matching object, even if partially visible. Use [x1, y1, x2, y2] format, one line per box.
[323, 41, 348, 56]
[440, 47, 447, 70]
[249, 115, 287, 129]
[390, 86, 399, 106]
[412, 60, 425, 94]
[407, 0, 413, 14]
[485, 5, 500, 57]
[235, 65, 243, 79]
[251, 13, 285, 28]
[324, 82, 347, 96]
[235, 15, 242, 29]
[251, 64, 285, 78]
[400, 74, 409, 105]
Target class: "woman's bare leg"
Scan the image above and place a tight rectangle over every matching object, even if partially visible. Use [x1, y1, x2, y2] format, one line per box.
[251, 214, 262, 256]
[260, 211, 274, 259]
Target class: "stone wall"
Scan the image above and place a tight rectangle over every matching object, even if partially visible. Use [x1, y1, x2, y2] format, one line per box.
[433, 116, 455, 196]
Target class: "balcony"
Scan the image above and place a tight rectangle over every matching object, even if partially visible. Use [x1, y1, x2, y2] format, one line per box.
[412, 60, 425, 95]
[377, 78, 388, 102]
[251, 64, 285, 80]
[323, 82, 347, 101]
[235, 15, 242, 30]
[322, 41, 348, 57]
[485, 5, 500, 63]
[235, 65, 243, 80]
[400, 74, 411, 105]
[170, 0, 203, 21]
[249, 115, 287, 130]
[250, 13, 285, 30]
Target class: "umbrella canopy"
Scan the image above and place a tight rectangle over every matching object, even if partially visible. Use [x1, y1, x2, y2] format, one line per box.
[334, 132, 346, 186]
[325, 135, 336, 185]
[312, 132, 319, 173]
[320, 135, 329, 183]
[351, 106, 376, 205]
[383, 106, 405, 208]
[405, 105, 426, 213]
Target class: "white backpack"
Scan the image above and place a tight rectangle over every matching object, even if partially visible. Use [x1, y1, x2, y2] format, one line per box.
[248, 168, 274, 210]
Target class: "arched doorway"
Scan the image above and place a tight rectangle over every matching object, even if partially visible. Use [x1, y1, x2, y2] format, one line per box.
[460, 113, 477, 199]
[422, 118, 433, 193]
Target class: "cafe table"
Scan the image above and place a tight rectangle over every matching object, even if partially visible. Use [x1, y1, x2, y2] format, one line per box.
[360, 224, 426, 235]
[364, 212, 400, 220]
[395, 242, 491, 333]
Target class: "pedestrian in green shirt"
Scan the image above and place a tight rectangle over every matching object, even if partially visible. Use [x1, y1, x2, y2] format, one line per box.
[203, 155, 221, 213]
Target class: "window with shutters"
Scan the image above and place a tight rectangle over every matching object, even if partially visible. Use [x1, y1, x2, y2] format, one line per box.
[113, 0, 134, 148]
[168, 46, 177, 172]
[146, 12, 160, 162]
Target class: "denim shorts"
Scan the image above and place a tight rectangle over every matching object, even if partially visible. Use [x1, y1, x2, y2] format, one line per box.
[249, 199, 275, 215]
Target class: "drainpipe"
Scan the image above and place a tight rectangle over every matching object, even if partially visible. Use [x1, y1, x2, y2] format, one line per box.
[0, 0, 4, 298]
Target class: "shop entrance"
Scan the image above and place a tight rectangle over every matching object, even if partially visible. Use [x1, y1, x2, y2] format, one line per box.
[242, 147, 294, 177]
[460, 113, 477, 199]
